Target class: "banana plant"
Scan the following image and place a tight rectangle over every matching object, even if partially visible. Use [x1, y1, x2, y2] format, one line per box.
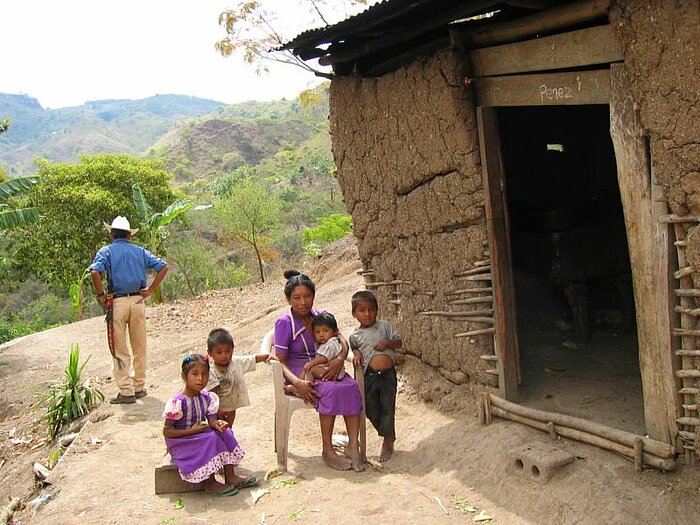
[132, 183, 192, 302]
[69, 268, 92, 321]
[0, 176, 41, 231]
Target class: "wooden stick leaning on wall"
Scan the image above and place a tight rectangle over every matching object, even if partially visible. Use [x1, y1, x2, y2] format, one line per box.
[418, 310, 493, 317]
[454, 327, 496, 338]
[446, 287, 493, 296]
[449, 296, 494, 305]
[454, 265, 491, 277]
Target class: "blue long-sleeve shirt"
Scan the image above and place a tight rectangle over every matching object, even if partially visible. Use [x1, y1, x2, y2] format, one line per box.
[89, 238, 166, 296]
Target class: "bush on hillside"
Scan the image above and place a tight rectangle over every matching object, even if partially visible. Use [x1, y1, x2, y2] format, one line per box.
[302, 214, 353, 257]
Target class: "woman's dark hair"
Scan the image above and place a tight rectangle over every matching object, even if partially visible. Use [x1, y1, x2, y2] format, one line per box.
[351, 290, 379, 312]
[181, 353, 209, 375]
[283, 269, 316, 299]
[311, 311, 338, 332]
[207, 328, 234, 352]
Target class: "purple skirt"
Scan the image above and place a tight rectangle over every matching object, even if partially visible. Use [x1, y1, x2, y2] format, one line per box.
[166, 428, 244, 483]
[314, 374, 363, 416]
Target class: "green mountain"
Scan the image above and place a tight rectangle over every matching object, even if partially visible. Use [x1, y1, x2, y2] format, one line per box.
[0, 93, 226, 175]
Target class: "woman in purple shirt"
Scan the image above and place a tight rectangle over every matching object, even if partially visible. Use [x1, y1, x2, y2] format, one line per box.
[274, 270, 364, 472]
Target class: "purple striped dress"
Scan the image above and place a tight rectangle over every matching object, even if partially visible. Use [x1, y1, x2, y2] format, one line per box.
[274, 308, 362, 416]
[163, 390, 244, 483]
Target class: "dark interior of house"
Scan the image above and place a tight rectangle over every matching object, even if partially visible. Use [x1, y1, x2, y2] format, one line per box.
[498, 105, 644, 433]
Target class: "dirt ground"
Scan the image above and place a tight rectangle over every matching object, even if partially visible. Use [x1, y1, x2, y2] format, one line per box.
[2, 239, 700, 525]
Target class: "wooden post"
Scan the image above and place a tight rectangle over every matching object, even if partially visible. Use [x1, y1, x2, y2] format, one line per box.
[484, 392, 493, 425]
[633, 437, 644, 472]
[609, 63, 678, 444]
[477, 106, 520, 400]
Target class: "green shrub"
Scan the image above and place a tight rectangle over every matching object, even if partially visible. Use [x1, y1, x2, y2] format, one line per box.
[36, 344, 104, 438]
[0, 320, 18, 344]
[302, 213, 352, 257]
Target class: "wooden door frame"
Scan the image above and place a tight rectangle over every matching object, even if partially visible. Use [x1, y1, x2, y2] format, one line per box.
[474, 66, 678, 443]
[477, 106, 520, 401]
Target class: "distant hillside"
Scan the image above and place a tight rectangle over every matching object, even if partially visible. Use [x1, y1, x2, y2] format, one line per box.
[153, 97, 330, 179]
[0, 93, 225, 174]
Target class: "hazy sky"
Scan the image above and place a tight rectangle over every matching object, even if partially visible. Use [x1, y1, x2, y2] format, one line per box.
[0, 1, 372, 109]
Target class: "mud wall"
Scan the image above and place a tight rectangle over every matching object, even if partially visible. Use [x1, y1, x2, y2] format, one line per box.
[329, 50, 492, 411]
[611, 0, 699, 216]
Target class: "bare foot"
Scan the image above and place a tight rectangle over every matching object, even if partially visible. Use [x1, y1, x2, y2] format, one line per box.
[344, 443, 365, 472]
[379, 438, 394, 462]
[322, 450, 351, 470]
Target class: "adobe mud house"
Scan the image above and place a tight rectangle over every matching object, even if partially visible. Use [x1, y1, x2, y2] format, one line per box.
[284, 0, 699, 469]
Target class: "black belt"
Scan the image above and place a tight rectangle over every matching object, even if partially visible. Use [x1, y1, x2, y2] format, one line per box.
[114, 292, 141, 298]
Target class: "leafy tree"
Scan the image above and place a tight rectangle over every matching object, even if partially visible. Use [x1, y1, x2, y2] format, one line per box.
[13, 154, 179, 289]
[215, 177, 281, 282]
[216, 1, 373, 77]
[0, 117, 9, 135]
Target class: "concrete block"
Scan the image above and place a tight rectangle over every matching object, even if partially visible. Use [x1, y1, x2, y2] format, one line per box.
[154, 457, 204, 495]
[508, 441, 575, 483]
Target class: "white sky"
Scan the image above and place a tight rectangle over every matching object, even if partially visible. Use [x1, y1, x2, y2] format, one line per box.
[0, 1, 373, 109]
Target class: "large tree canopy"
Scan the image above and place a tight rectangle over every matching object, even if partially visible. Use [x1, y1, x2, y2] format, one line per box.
[13, 154, 180, 288]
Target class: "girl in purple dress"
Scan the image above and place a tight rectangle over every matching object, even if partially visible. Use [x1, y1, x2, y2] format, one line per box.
[163, 354, 255, 495]
[274, 270, 364, 472]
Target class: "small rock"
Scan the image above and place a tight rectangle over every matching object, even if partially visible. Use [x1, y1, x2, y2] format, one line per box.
[60, 432, 79, 447]
[33, 462, 51, 480]
[27, 492, 55, 510]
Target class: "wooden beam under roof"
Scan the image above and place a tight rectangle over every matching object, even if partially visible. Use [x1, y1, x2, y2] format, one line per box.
[318, 0, 505, 67]
[456, 0, 610, 48]
[469, 24, 623, 77]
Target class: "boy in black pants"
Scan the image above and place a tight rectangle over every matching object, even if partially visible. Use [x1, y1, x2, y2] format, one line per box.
[349, 290, 402, 461]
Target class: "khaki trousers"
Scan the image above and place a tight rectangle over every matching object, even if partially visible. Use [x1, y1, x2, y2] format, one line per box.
[112, 295, 147, 396]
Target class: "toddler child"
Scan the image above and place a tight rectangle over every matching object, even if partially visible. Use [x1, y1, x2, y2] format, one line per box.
[206, 327, 272, 427]
[163, 353, 256, 496]
[349, 290, 402, 462]
[302, 312, 346, 381]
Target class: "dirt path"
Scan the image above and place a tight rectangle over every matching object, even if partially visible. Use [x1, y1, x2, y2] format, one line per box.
[1, 240, 699, 524]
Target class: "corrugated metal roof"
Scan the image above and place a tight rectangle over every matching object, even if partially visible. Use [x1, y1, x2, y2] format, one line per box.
[281, 0, 441, 51]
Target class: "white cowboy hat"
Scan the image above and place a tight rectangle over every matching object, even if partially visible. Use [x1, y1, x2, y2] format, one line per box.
[103, 215, 139, 235]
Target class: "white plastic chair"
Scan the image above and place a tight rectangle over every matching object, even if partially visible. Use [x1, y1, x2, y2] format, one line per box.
[262, 329, 367, 471]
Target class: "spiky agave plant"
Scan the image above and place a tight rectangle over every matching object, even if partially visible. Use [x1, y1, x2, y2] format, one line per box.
[38, 344, 104, 438]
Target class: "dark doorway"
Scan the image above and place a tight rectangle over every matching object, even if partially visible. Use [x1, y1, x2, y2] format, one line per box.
[498, 105, 644, 433]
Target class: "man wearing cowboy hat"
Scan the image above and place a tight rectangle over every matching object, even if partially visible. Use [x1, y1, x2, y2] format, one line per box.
[89, 216, 168, 404]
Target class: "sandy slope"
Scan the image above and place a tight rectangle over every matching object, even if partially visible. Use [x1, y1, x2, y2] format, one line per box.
[1, 239, 699, 524]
